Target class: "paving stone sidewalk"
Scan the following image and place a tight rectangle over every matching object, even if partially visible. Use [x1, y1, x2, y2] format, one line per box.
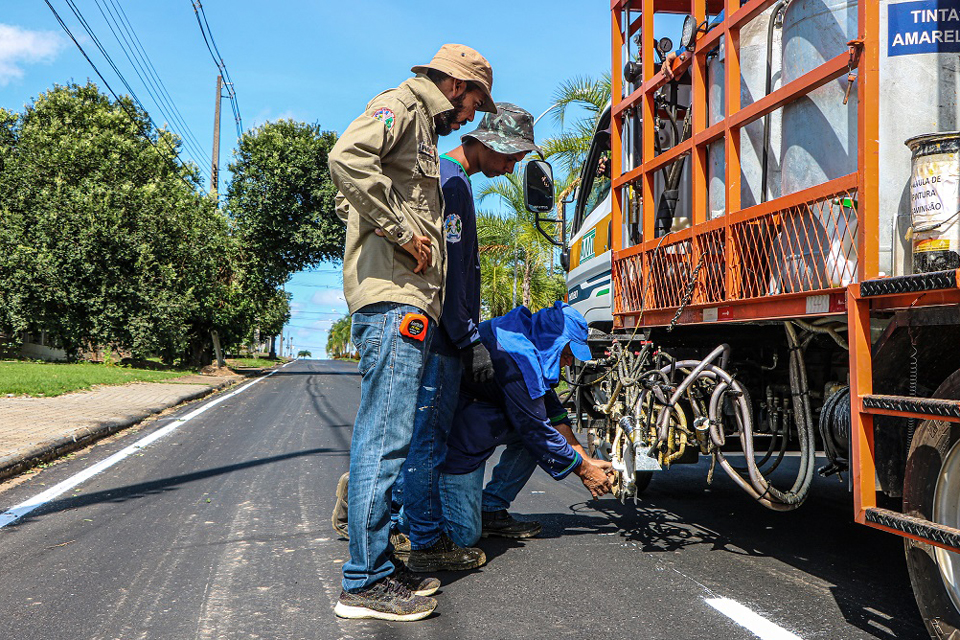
[0, 372, 243, 480]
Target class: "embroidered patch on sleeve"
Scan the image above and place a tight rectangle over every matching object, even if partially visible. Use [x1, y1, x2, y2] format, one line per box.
[372, 108, 395, 130]
[444, 214, 462, 243]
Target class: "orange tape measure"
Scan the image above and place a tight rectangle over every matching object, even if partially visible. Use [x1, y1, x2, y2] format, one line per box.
[399, 312, 429, 341]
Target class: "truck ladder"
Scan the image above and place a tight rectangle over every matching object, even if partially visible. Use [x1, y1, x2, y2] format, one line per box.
[849, 269, 960, 552]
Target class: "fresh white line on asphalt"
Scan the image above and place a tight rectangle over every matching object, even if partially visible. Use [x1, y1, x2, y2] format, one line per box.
[705, 598, 803, 640]
[0, 362, 293, 530]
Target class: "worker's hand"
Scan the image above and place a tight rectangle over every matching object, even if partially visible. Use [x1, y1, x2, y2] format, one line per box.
[462, 341, 495, 383]
[574, 457, 614, 499]
[401, 234, 433, 274]
[661, 50, 687, 80]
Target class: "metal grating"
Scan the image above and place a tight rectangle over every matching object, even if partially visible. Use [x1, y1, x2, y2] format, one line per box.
[863, 394, 960, 420]
[733, 191, 859, 299]
[614, 189, 859, 316]
[860, 270, 958, 297]
[866, 508, 960, 550]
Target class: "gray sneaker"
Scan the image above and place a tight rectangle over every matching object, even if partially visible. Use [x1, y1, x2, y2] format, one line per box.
[407, 532, 486, 573]
[334, 576, 437, 621]
[481, 509, 542, 539]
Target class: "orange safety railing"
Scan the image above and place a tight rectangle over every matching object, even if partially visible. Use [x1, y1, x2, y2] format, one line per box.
[609, 0, 880, 328]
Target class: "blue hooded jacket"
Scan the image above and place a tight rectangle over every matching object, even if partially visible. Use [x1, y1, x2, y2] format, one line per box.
[490, 301, 593, 400]
[441, 303, 592, 479]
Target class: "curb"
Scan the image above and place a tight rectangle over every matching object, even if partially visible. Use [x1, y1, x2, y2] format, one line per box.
[0, 376, 241, 482]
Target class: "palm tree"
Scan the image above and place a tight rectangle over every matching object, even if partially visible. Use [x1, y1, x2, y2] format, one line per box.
[325, 315, 353, 359]
[540, 74, 611, 180]
[477, 173, 566, 317]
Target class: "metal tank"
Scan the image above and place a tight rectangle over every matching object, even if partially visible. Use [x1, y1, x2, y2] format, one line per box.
[708, 6, 784, 217]
[780, 0, 960, 278]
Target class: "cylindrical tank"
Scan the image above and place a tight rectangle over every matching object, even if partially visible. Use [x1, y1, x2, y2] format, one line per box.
[707, 7, 783, 217]
[781, 0, 960, 278]
[906, 133, 960, 273]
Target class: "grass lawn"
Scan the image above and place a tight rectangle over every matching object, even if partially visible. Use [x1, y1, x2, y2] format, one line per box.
[0, 361, 193, 398]
[225, 357, 284, 369]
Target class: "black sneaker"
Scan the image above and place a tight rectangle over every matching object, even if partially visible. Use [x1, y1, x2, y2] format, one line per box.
[481, 509, 543, 539]
[390, 530, 412, 562]
[392, 557, 440, 596]
[331, 472, 349, 538]
[406, 532, 486, 573]
[334, 576, 437, 621]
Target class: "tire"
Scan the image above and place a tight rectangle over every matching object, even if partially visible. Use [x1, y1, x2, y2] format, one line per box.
[903, 369, 960, 639]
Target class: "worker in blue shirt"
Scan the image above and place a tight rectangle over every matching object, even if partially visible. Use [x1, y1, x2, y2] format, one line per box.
[330, 104, 543, 573]
[436, 302, 614, 549]
[401, 103, 545, 574]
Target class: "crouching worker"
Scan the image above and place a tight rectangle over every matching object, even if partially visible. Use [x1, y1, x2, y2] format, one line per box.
[434, 301, 614, 550]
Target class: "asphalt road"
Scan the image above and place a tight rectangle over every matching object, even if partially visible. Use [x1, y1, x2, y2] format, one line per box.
[0, 359, 928, 640]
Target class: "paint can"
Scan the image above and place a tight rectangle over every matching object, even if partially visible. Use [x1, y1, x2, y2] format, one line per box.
[906, 132, 960, 273]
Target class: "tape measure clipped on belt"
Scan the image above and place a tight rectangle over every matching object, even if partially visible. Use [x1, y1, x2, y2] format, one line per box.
[399, 312, 429, 341]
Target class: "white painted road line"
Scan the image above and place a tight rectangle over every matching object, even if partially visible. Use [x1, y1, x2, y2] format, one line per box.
[0, 362, 292, 530]
[706, 598, 803, 640]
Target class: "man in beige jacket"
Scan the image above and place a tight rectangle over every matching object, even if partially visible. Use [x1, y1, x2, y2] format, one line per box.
[327, 44, 495, 622]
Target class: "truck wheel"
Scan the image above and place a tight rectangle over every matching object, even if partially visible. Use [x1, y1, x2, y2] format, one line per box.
[903, 370, 960, 638]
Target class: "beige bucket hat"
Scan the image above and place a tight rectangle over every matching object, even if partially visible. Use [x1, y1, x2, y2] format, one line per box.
[411, 44, 495, 113]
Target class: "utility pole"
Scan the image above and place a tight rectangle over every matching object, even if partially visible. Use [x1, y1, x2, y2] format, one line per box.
[209, 75, 226, 368]
[210, 74, 222, 199]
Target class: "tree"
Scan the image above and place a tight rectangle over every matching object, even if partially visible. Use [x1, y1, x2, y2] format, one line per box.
[540, 74, 611, 180]
[226, 120, 341, 291]
[297, 349, 312, 359]
[476, 173, 567, 318]
[325, 315, 354, 359]
[0, 83, 229, 364]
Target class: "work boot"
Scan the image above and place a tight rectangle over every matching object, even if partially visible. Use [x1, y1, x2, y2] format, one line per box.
[480, 509, 543, 539]
[331, 472, 349, 538]
[331, 472, 412, 561]
[406, 532, 486, 573]
[334, 576, 437, 621]
[392, 557, 440, 597]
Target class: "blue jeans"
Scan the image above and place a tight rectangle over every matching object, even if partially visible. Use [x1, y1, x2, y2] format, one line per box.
[438, 432, 539, 547]
[401, 349, 461, 550]
[342, 303, 433, 593]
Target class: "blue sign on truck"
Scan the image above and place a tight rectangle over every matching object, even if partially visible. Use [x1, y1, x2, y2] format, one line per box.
[889, 0, 960, 56]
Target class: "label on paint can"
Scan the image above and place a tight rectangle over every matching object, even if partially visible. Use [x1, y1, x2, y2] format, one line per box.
[910, 149, 960, 268]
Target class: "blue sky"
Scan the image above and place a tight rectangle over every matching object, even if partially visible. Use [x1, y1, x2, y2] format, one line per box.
[0, 1, 621, 358]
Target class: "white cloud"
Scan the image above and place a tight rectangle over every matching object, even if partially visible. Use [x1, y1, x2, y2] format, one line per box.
[310, 289, 347, 307]
[0, 24, 66, 86]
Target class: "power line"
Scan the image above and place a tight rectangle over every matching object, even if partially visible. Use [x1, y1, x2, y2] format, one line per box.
[191, 0, 243, 138]
[100, 0, 211, 167]
[43, 0, 202, 192]
[91, 0, 211, 170]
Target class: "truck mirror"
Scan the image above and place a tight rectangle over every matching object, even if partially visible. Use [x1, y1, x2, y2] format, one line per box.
[524, 160, 555, 214]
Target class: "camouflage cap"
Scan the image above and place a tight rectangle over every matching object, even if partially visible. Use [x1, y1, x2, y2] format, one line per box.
[411, 44, 495, 113]
[462, 102, 541, 156]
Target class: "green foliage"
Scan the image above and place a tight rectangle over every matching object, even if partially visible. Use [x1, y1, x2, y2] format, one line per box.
[476, 173, 566, 318]
[227, 119, 341, 293]
[0, 83, 228, 364]
[325, 315, 354, 359]
[540, 74, 611, 179]
[296, 349, 312, 359]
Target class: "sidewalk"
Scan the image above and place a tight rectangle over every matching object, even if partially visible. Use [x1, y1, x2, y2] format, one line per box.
[0, 371, 245, 481]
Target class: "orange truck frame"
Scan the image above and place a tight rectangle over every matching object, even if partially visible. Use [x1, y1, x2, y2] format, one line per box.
[569, 0, 960, 633]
